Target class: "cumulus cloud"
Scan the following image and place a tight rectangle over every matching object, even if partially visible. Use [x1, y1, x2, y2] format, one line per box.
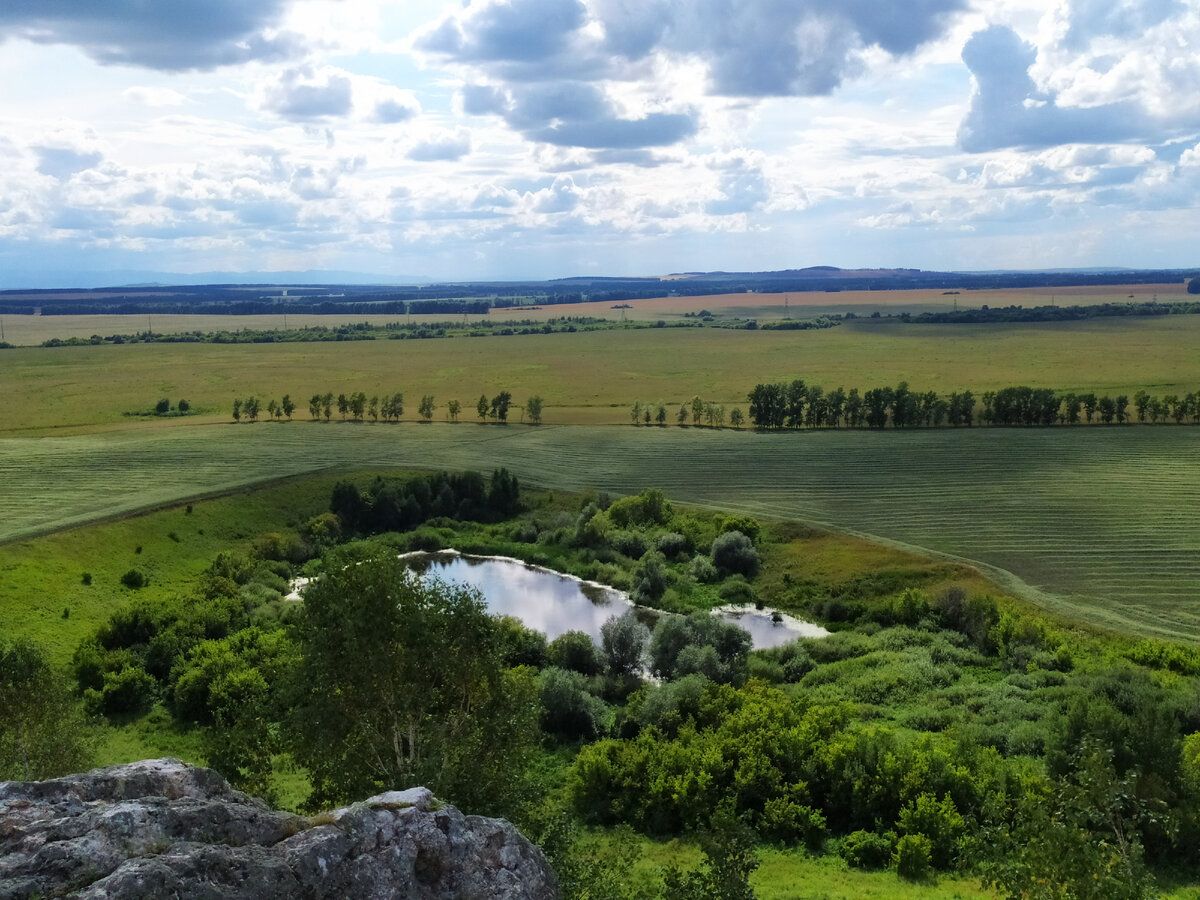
[34, 145, 103, 179]
[421, 0, 967, 97]
[461, 80, 697, 149]
[30, 129, 108, 180]
[1061, 0, 1185, 47]
[957, 25, 1146, 152]
[263, 66, 354, 121]
[418, 0, 588, 65]
[407, 131, 472, 162]
[0, 0, 302, 71]
[373, 94, 420, 124]
[423, 0, 965, 150]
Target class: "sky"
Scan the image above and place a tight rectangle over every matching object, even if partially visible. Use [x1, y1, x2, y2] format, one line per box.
[0, 0, 1198, 284]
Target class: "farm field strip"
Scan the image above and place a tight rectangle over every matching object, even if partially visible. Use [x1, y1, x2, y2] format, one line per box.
[4, 316, 1200, 434]
[3, 282, 1189, 344]
[1, 424, 1197, 639]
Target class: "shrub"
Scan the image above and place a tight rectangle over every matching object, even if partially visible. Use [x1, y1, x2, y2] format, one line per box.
[711, 531, 759, 577]
[511, 521, 540, 543]
[897, 793, 964, 870]
[675, 644, 722, 680]
[154, 398, 170, 414]
[81, 572, 92, 586]
[497, 616, 549, 668]
[540, 667, 609, 741]
[630, 553, 670, 604]
[120, 569, 148, 589]
[649, 612, 751, 684]
[302, 512, 342, 552]
[633, 674, 713, 736]
[890, 588, 930, 626]
[606, 490, 672, 528]
[252, 531, 307, 563]
[178, 399, 190, 413]
[893, 834, 933, 881]
[98, 665, 156, 715]
[718, 515, 761, 543]
[747, 656, 785, 682]
[688, 554, 720, 584]
[655, 532, 691, 560]
[760, 796, 827, 851]
[610, 530, 649, 559]
[549, 631, 605, 677]
[718, 577, 755, 605]
[601, 611, 650, 677]
[841, 830, 894, 869]
[405, 527, 444, 552]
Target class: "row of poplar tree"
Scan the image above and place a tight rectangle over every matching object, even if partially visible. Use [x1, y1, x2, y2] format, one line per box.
[629, 384, 1200, 430]
[231, 391, 545, 424]
[745, 381, 1200, 429]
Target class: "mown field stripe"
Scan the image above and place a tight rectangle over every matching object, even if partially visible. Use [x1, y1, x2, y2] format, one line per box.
[1, 423, 1197, 639]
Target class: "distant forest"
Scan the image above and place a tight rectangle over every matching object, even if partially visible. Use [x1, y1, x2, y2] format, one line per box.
[2, 269, 1196, 316]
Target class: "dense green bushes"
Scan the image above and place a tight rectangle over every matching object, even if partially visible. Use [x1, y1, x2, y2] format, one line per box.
[330, 468, 520, 533]
[58, 477, 1200, 896]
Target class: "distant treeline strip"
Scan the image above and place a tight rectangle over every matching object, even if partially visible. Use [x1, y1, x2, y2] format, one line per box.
[38, 317, 681, 347]
[5, 271, 1197, 315]
[746, 381, 1200, 428]
[902, 299, 1200, 325]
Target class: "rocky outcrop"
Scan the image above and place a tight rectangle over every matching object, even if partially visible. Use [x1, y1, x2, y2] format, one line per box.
[0, 758, 558, 899]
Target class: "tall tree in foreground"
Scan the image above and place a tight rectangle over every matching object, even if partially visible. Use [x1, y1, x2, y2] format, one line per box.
[0, 638, 95, 781]
[477, 394, 489, 422]
[281, 394, 295, 420]
[447, 398, 461, 422]
[308, 394, 321, 420]
[289, 557, 539, 816]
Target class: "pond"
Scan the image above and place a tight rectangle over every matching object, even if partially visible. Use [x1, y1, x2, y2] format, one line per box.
[401, 551, 828, 650]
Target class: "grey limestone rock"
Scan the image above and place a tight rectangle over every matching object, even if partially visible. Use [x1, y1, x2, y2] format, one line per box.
[0, 759, 558, 899]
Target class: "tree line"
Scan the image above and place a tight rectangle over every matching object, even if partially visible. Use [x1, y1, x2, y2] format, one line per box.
[744, 381, 1200, 429]
[630, 397, 746, 429]
[905, 299, 1200, 325]
[231, 390, 545, 424]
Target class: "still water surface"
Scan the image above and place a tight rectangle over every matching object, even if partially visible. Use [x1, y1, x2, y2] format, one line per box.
[403, 551, 828, 649]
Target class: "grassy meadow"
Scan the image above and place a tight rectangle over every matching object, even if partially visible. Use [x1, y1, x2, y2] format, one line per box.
[1, 423, 1197, 639]
[3, 314, 1200, 433]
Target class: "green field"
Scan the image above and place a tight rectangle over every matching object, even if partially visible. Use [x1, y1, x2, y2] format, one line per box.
[3, 315, 1199, 432]
[2, 423, 1197, 639]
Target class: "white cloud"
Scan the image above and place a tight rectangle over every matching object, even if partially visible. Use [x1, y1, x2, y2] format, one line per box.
[0, 0, 1196, 280]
